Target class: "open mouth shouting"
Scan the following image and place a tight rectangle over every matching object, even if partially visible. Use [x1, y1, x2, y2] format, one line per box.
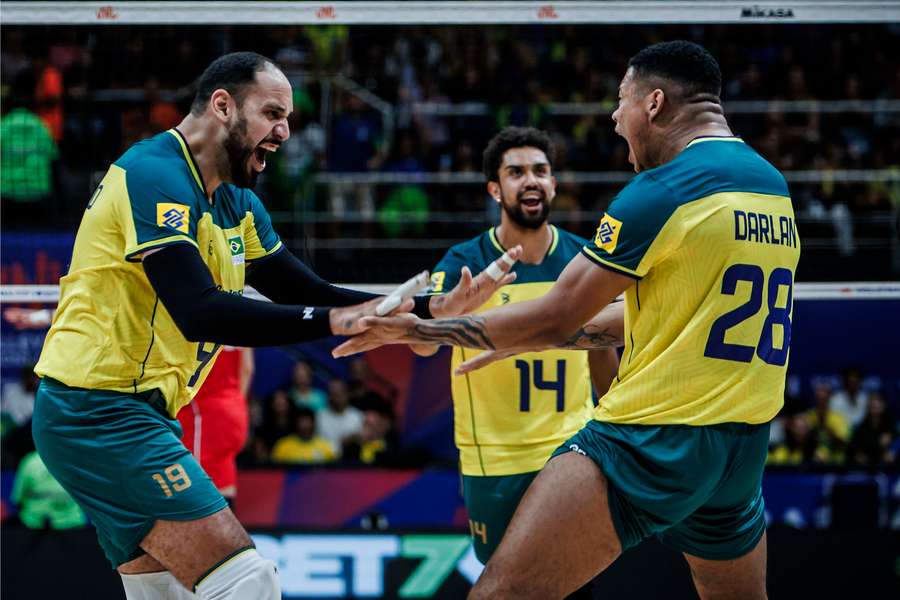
[251, 140, 280, 173]
[519, 189, 546, 215]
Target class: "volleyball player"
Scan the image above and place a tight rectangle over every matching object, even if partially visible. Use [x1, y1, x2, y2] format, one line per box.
[411, 128, 618, 585]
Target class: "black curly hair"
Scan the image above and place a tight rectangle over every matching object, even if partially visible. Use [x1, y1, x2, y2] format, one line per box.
[482, 126, 555, 182]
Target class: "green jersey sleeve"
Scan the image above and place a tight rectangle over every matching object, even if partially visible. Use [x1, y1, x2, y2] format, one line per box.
[122, 160, 199, 261]
[581, 174, 684, 278]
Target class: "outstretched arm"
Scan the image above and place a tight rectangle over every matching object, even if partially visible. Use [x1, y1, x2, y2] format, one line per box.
[333, 254, 633, 357]
[143, 244, 412, 346]
[453, 301, 625, 375]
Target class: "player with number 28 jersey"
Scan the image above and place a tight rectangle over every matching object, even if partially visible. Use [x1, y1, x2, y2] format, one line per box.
[580, 135, 799, 426]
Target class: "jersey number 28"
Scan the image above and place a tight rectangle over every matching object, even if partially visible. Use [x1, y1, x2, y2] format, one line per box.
[704, 264, 793, 366]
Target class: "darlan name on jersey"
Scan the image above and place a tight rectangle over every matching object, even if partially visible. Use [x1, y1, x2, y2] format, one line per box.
[733, 209, 798, 248]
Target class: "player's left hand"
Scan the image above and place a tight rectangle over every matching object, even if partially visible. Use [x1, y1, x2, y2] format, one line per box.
[430, 246, 522, 318]
[329, 297, 414, 337]
[332, 313, 421, 357]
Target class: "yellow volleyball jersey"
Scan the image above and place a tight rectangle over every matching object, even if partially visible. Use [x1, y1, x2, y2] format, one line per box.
[581, 137, 800, 425]
[35, 129, 282, 417]
[431, 226, 594, 476]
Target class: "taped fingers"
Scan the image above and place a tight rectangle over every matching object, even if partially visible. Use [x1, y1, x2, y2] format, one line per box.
[483, 248, 520, 282]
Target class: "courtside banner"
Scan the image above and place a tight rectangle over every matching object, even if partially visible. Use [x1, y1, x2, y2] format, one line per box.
[251, 532, 482, 599]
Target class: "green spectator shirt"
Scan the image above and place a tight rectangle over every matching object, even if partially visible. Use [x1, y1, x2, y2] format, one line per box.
[0, 108, 58, 201]
[11, 451, 86, 529]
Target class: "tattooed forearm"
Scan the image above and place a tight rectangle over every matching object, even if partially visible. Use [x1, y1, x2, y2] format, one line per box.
[410, 315, 495, 349]
[556, 324, 623, 349]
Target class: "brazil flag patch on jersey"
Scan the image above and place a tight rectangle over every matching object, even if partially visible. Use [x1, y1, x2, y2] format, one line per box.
[228, 235, 245, 265]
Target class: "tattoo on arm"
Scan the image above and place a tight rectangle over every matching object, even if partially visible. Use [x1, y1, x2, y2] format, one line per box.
[409, 315, 495, 349]
[556, 324, 623, 349]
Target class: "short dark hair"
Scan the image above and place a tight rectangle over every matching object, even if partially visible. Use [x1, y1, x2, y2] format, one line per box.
[628, 41, 722, 98]
[482, 126, 555, 182]
[190, 51, 279, 116]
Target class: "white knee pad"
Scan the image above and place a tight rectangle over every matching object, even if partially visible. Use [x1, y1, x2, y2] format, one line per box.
[121, 571, 197, 600]
[194, 548, 280, 600]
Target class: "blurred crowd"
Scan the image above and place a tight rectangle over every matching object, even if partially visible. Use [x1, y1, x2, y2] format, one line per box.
[245, 357, 426, 467]
[2, 25, 898, 247]
[768, 368, 899, 468]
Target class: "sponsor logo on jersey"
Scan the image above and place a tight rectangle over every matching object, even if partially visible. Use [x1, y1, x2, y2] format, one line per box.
[228, 235, 246, 265]
[156, 203, 190, 233]
[594, 213, 622, 254]
[501, 292, 510, 305]
[430, 271, 446, 293]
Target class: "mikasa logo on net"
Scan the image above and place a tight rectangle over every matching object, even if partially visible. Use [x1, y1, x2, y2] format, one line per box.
[741, 6, 795, 18]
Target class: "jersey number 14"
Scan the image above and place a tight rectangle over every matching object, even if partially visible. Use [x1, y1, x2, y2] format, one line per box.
[704, 264, 793, 366]
[515, 359, 566, 412]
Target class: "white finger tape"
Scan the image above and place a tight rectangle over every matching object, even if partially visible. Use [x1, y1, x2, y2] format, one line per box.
[499, 251, 516, 267]
[376, 270, 431, 316]
[484, 262, 505, 281]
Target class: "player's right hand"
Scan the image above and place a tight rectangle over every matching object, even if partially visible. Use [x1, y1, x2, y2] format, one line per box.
[329, 296, 414, 337]
[430, 245, 523, 318]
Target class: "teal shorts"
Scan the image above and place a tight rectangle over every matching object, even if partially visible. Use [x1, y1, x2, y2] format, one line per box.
[462, 471, 539, 564]
[32, 378, 227, 568]
[552, 419, 769, 560]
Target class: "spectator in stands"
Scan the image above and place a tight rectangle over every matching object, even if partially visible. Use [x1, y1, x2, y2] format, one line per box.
[317, 379, 364, 458]
[829, 367, 870, 428]
[768, 413, 816, 465]
[805, 382, 851, 464]
[288, 360, 328, 412]
[34, 55, 64, 143]
[257, 389, 297, 454]
[328, 93, 384, 221]
[846, 391, 896, 466]
[12, 450, 86, 529]
[347, 357, 396, 412]
[270, 407, 336, 464]
[0, 74, 58, 226]
[145, 78, 183, 132]
[265, 88, 325, 212]
[342, 406, 399, 466]
[1, 365, 39, 436]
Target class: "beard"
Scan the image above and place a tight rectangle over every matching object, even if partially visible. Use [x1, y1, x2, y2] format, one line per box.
[223, 114, 259, 189]
[500, 187, 551, 230]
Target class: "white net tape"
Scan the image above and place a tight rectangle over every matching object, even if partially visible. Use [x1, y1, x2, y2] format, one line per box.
[3, 1, 899, 25]
[2, 283, 899, 303]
